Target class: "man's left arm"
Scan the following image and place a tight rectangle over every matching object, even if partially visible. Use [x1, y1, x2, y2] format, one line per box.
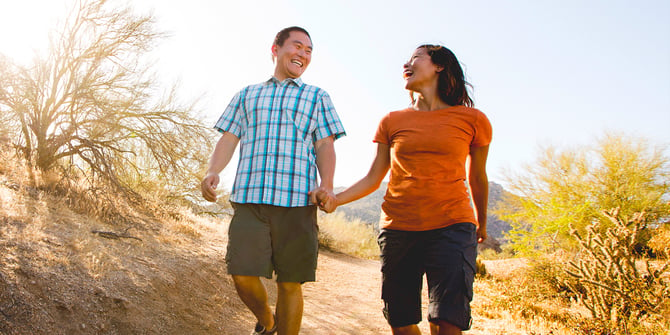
[310, 90, 345, 206]
[314, 135, 336, 195]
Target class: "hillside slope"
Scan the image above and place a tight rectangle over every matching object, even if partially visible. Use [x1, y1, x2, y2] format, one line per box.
[0, 177, 250, 334]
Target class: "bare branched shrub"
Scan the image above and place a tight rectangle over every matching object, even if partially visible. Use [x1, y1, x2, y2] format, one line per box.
[0, 0, 218, 214]
[566, 208, 670, 331]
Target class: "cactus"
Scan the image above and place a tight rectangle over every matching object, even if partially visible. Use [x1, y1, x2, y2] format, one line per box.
[566, 208, 670, 329]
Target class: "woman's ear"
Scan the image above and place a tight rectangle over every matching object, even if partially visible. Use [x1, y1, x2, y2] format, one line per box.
[436, 65, 444, 73]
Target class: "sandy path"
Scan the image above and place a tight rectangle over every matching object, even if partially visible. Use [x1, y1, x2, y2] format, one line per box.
[302, 250, 390, 334]
[257, 249, 432, 335]
[280, 250, 507, 334]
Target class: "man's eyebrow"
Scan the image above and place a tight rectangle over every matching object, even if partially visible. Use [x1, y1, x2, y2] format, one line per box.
[293, 40, 313, 50]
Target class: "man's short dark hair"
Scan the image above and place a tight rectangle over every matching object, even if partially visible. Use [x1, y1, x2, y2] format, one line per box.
[274, 26, 311, 47]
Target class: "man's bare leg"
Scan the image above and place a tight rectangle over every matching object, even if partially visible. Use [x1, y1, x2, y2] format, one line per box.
[391, 324, 422, 335]
[232, 275, 275, 330]
[276, 282, 303, 335]
[432, 320, 462, 335]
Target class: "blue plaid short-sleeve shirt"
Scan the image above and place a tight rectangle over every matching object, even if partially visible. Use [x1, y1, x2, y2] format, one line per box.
[214, 77, 346, 207]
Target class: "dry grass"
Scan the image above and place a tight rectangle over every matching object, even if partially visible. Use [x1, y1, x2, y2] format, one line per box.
[317, 211, 379, 259]
[475, 258, 587, 334]
[649, 224, 670, 258]
[476, 255, 670, 335]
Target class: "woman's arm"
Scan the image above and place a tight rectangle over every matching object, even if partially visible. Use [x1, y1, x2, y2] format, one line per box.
[316, 143, 391, 213]
[469, 144, 490, 243]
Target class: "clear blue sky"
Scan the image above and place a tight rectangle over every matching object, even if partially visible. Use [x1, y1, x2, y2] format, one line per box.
[2, 0, 669, 189]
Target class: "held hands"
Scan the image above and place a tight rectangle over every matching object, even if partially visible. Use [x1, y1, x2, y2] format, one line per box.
[308, 187, 338, 213]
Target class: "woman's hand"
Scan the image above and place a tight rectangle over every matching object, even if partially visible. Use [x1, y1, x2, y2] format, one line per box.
[309, 187, 338, 213]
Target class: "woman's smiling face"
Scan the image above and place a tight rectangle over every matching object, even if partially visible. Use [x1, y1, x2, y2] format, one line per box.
[403, 47, 442, 92]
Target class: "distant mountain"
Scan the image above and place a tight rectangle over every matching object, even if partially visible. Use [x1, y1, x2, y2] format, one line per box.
[332, 184, 387, 226]
[333, 181, 512, 252]
[486, 181, 513, 242]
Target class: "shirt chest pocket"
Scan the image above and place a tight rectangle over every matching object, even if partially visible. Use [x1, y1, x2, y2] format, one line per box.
[282, 100, 316, 143]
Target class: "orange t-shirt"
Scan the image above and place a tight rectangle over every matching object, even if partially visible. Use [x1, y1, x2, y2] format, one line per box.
[374, 106, 492, 231]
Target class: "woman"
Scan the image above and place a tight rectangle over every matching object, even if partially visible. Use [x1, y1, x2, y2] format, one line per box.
[310, 45, 491, 335]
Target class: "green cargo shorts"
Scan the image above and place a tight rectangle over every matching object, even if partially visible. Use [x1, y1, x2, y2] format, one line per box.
[225, 202, 319, 283]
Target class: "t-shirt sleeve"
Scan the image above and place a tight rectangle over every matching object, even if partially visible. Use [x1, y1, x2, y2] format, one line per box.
[314, 91, 346, 141]
[214, 89, 246, 138]
[373, 113, 391, 144]
[471, 110, 492, 147]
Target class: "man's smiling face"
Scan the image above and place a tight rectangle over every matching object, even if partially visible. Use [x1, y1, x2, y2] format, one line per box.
[272, 31, 312, 81]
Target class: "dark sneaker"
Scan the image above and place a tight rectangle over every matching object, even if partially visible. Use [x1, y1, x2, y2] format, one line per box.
[251, 316, 277, 335]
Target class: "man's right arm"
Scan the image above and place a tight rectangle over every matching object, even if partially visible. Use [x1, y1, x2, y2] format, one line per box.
[201, 131, 240, 202]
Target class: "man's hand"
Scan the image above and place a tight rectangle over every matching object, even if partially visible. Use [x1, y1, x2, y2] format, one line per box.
[201, 172, 220, 202]
[200, 132, 239, 203]
[309, 187, 338, 213]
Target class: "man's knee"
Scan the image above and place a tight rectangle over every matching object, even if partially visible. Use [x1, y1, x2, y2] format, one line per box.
[391, 324, 420, 335]
[430, 320, 462, 335]
[232, 275, 261, 290]
[277, 281, 302, 294]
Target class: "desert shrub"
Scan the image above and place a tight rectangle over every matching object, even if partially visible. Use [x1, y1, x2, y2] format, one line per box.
[566, 209, 670, 333]
[648, 224, 670, 259]
[478, 258, 580, 331]
[526, 253, 584, 301]
[497, 133, 670, 256]
[317, 211, 379, 259]
[478, 245, 516, 260]
[475, 258, 487, 277]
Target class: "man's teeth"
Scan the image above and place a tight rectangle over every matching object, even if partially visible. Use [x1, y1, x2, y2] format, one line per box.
[291, 60, 303, 67]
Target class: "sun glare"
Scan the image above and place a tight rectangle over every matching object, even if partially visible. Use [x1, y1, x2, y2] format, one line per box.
[0, 1, 67, 63]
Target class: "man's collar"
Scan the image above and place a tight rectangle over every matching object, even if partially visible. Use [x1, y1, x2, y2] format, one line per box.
[268, 77, 303, 87]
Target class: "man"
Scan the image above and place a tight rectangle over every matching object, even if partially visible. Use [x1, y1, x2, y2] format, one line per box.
[201, 26, 345, 335]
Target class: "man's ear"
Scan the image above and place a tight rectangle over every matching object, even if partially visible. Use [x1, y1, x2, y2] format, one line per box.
[271, 44, 278, 62]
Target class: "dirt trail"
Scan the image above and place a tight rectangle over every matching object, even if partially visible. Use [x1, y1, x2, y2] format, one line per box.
[203, 220, 396, 334]
[300, 250, 421, 334]
[264, 248, 512, 334]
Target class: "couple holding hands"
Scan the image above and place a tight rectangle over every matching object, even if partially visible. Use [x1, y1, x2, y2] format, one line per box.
[201, 26, 491, 335]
